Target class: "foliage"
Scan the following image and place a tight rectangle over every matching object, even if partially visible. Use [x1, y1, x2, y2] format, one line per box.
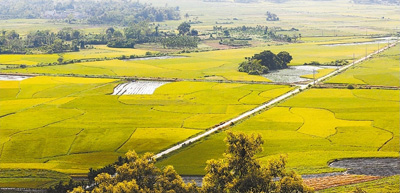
[239, 50, 292, 74]
[71, 151, 198, 193]
[202, 132, 314, 193]
[238, 59, 268, 75]
[178, 22, 192, 36]
[0, 30, 78, 54]
[0, 0, 180, 25]
[160, 36, 199, 48]
[266, 11, 279, 21]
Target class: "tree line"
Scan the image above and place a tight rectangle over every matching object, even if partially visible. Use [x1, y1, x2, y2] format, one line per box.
[0, 22, 200, 54]
[239, 50, 293, 75]
[0, 0, 180, 25]
[214, 25, 301, 43]
[49, 132, 313, 193]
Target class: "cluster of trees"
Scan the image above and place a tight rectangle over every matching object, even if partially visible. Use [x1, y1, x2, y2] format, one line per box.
[0, 0, 180, 25]
[266, 11, 279, 21]
[160, 22, 199, 49]
[303, 59, 349, 66]
[1, 21, 200, 53]
[239, 50, 293, 75]
[68, 132, 313, 193]
[213, 25, 299, 43]
[0, 29, 82, 54]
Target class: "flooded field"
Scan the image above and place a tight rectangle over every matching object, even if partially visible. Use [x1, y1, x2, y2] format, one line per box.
[262, 65, 336, 83]
[112, 81, 169, 95]
[0, 74, 32, 81]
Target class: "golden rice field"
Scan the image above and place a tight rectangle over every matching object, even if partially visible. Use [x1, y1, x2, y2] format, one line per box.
[0, 76, 292, 174]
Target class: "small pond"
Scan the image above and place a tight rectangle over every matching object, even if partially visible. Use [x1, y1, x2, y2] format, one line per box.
[262, 65, 337, 83]
[0, 74, 32, 81]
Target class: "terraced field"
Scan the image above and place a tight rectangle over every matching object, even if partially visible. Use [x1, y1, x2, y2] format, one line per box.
[157, 88, 399, 175]
[0, 76, 292, 174]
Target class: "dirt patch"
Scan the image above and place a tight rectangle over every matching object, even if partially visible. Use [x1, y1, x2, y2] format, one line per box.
[329, 158, 400, 176]
[304, 174, 382, 191]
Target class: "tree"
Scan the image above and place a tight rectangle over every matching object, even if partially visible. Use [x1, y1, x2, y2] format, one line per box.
[202, 132, 314, 193]
[238, 59, 268, 75]
[178, 22, 191, 35]
[71, 151, 198, 193]
[277, 51, 293, 68]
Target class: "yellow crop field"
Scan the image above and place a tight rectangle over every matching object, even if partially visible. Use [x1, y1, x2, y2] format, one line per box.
[0, 76, 291, 174]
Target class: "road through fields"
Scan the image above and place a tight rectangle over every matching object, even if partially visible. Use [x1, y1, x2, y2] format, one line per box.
[154, 40, 399, 160]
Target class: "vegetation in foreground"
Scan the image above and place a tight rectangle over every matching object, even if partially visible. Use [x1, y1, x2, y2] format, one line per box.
[69, 132, 313, 193]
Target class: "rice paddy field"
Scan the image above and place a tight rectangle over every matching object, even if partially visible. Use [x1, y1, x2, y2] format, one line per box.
[0, 0, 399, 191]
[0, 76, 292, 175]
[157, 88, 399, 175]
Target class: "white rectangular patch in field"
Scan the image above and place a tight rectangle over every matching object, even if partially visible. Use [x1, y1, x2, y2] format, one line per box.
[112, 81, 168, 95]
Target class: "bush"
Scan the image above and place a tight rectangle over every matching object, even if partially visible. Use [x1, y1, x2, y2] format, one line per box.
[347, 84, 355, 89]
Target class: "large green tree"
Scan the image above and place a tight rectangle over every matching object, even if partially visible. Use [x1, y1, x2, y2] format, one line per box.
[70, 132, 312, 193]
[178, 22, 191, 35]
[202, 132, 313, 193]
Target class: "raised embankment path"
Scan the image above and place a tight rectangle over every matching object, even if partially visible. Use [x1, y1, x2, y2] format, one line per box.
[154, 40, 399, 160]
